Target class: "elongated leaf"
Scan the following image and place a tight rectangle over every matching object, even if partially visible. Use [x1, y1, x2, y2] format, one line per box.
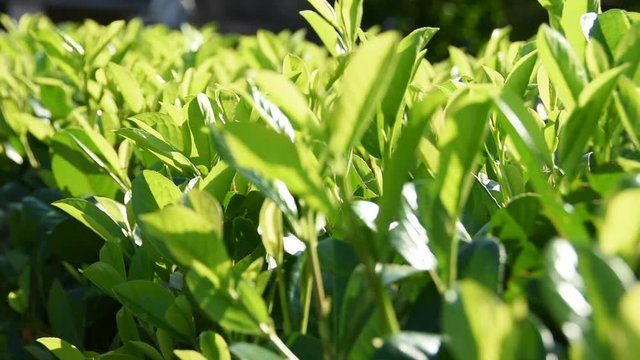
[434, 91, 493, 216]
[186, 261, 268, 335]
[117, 128, 199, 176]
[558, 65, 626, 180]
[389, 184, 437, 271]
[421, 90, 492, 286]
[50, 131, 121, 198]
[537, 25, 588, 110]
[259, 199, 284, 266]
[457, 238, 506, 294]
[614, 76, 640, 147]
[83, 261, 126, 297]
[53, 198, 128, 246]
[140, 204, 229, 275]
[174, 350, 207, 360]
[229, 343, 282, 360]
[338, 0, 363, 46]
[200, 331, 231, 360]
[131, 170, 182, 220]
[590, 9, 632, 58]
[307, 0, 338, 25]
[504, 50, 538, 97]
[65, 127, 130, 191]
[327, 32, 399, 158]
[47, 281, 81, 347]
[37, 338, 83, 360]
[560, 0, 599, 59]
[377, 91, 446, 242]
[113, 280, 190, 340]
[187, 94, 216, 168]
[615, 22, 640, 80]
[381, 27, 439, 126]
[599, 188, 640, 258]
[107, 62, 145, 113]
[300, 11, 343, 57]
[213, 122, 332, 214]
[249, 70, 320, 137]
[492, 92, 590, 241]
[443, 280, 514, 360]
[200, 161, 236, 203]
[131, 112, 186, 152]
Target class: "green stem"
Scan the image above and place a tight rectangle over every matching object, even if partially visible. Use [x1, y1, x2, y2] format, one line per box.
[339, 175, 400, 335]
[304, 211, 333, 360]
[448, 232, 460, 288]
[267, 329, 300, 360]
[299, 272, 312, 334]
[276, 268, 292, 333]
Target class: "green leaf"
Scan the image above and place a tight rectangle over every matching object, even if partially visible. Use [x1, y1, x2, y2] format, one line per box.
[47, 281, 82, 347]
[200, 331, 231, 360]
[558, 65, 626, 180]
[182, 189, 224, 234]
[127, 342, 163, 360]
[559, 0, 600, 60]
[186, 261, 270, 335]
[200, 161, 236, 203]
[83, 261, 126, 297]
[458, 238, 505, 294]
[338, 0, 363, 47]
[50, 131, 121, 198]
[388, 184, 437, 271]
[174, 350, 207, 360]
[249, 70, 320, 137]
[116, 307, 140, 343]
[107, 62, 145, 113]
[537, 25, 588, 111]
[381, 27, 439, 126]
[213, 122, 332, 215]
[86, 20, 125, 62]
[229, 343, 283, 360]
[187, 94, 216, 168]
[377, 91, 447, 243]
[53, 198, 128, 246]
[590, 9, 632, 58]
[421, 90, 492, 286]
[495, 91, 553, 169]
[139, 204, 229, 275]
[130, 112, 186, 153]
[259, 199, 284, 266]
[307, 0, 338, 26]
[599, 188, 640, 258]
[614, 22, 640, 80]
[131, 170, 182, 220]
[492, 92, 589, 241]
[504, 50, 538, 97]
[614, 76, 640, 148]
[327, 32, 399, 159]
[113, 280, 190, 340]
[37, 338, 84, 360]
[433, 90, 492, 217]
[117, 128, 199, 176]
[443, 280, 514, 360]
[300, 10, 343, 57]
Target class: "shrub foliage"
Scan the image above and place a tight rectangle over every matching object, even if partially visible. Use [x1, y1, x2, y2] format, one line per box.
[1, 0, 640, 359]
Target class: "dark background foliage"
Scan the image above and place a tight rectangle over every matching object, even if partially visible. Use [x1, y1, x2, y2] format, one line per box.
[363, 0, 640, 59]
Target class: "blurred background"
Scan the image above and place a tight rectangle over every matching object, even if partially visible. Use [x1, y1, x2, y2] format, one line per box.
[1, 0, 639, 59]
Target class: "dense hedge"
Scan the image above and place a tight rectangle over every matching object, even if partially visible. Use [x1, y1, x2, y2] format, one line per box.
[1, 1, 640, 359]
